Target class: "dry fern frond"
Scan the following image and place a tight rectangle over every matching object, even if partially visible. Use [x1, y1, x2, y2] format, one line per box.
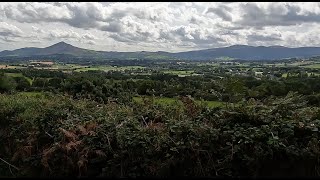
[77, 125, 87, 135]
[11, 145, 33, 162]
[59, 127, 77, 141]
[147, 121, 165, 131]
[11, 150, 21, 162]
[87, 131, 96, 136]
[77, 155, 88, 176]
[65, 140, 82, 152]
[85, 122, 98, 131]
[41, 146, 57, 169]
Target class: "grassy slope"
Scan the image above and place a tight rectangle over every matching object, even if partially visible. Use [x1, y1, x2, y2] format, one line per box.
[303, 63, 320, 69]
[74, 66, 145, 72]
[133, 96, 225, 108]
[5, 73, 33, 84]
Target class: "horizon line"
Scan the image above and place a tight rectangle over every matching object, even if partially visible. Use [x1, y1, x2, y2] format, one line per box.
[2, 41, 320, 53]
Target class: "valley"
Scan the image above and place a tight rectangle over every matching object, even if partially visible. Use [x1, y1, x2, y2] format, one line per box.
[2, 47, 320, 177]
[3, 1, 320, 178]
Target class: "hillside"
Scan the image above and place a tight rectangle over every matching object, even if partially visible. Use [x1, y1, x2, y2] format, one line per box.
[0, 42, 100, 57]
[173, 45, 320, 60]
[2, 42, 320, 60]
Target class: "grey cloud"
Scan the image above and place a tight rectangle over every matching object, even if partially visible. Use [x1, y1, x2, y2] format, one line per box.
[82, 33, 98, 40]
[44, 29, 98, 44]
[62, 3, 107, 29]
[100, 22, 122, 33]
[206, 5, 233, 21]
[238, 3, 320, 27]
[109, 34, 134, 43]
[220, 30, 240, 36]
[109, 31, 151, 43]
[106, 8, 154, 22]
[3, 2, 105, 29]
[247, 34, 282, 42]
[103, 16, 159, 43]
[0, 22, 23, 38]
[0, 31, 21, 37]
[159, 26, 225, 48]
[0, 22, 49, 43]
[2, 2, 172, 34]
[158, 29, 177, 42]
[86, 40, 96, 45]
[105, 7, 163, 23]
[190, 16, 198, 24]
[48, 31, 78, 40]
[189, 15, 206, 25]
[32, 26, 45, 34]
[0, 37, 18, 42]
[3, 3, 72, 24]
[28, 40, 42, 44]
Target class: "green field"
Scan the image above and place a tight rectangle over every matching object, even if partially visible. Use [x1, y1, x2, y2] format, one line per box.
[133, 96, 179, 104]
[163, 70, 194, 74]
[5, 73, 24, 77]
[1, 63, 147, 72]
[48, 64, 88, 70]
[0, 65, 26, 69]
[133, 96, 225, 108]
[264, 63, 287, 67]
[290, 61, 313, 66]
[75, 67, 100, 72]
[303, 64, 320, 69]
[132, 72, 152, 75]
[196, 62, 220, 67]
[5, 73, 33, 84]
[18, 91, 44, 97]
[162, 70, 195, 77]
[75, 66, 145, 72]
[198, 100, 225, 108]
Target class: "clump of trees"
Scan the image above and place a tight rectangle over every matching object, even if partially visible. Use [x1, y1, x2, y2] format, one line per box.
[0, 72, 16, 93]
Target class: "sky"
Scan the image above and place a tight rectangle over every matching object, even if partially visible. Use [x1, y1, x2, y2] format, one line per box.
[1, 2, 320, 52]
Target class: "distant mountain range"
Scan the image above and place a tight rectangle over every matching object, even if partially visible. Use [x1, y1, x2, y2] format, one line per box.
[2, 41, 320, 60]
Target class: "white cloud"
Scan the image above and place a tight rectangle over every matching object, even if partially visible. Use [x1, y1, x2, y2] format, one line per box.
[1, 2, 320, 51]
[0, 22, 24, 42]
[32, 26, 45, 33]
[3, 2, 72, 23]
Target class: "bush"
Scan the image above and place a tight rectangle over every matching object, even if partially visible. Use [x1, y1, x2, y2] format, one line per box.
[0, 93, 320, 177]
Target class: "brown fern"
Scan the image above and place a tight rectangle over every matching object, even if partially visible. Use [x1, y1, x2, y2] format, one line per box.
[59, 127, 78, 141]
[41, 146, 57, 170]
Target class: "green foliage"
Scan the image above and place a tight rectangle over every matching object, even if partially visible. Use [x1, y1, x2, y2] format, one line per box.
[2, 61, 320, 177]
[14, 76, 31, 91]
[0, 73, 17, 93]
[1, 93, 320, 177]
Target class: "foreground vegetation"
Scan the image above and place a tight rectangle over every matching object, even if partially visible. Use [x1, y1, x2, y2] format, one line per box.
[1, 92, 320, 177]
[133, 96, 225, 108]
[1, 58, 320, 177]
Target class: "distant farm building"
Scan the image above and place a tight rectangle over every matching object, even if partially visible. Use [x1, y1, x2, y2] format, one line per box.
[28, 61, 54, 68]
[254, 71, 263, 77]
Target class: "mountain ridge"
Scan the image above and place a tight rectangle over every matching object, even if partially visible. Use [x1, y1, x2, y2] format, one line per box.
[2, 42, 320, 60]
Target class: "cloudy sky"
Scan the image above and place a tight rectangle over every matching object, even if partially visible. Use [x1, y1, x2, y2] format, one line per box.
[1, 2, 320, 52]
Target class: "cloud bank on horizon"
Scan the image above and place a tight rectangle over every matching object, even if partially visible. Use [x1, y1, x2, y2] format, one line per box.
[0, 2, 320, 52]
